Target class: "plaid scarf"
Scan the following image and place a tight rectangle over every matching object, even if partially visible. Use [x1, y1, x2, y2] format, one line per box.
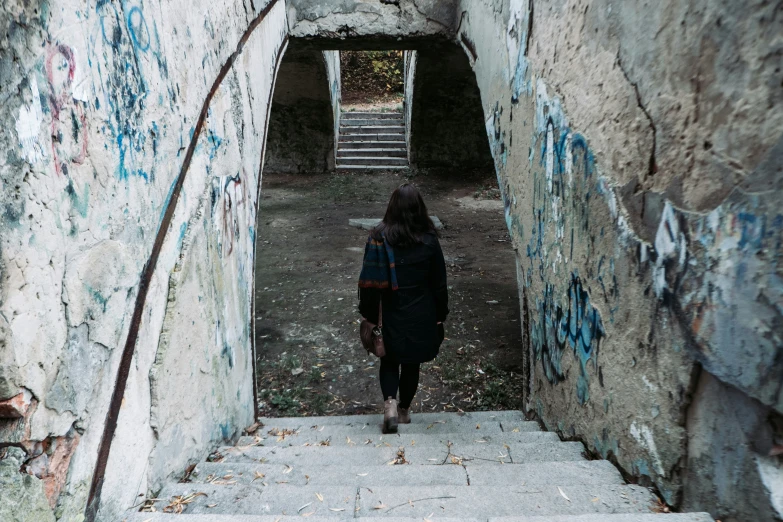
[358, 235, 398, 290]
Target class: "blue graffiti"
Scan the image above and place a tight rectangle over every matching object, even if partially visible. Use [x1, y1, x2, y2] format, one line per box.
[127, 6, 150, 52]
[531, 273, 605, 405]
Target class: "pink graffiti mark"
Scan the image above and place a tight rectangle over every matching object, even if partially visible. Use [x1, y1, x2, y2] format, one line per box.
[46, 43, 88, 177]
[222, 172, 246, 257]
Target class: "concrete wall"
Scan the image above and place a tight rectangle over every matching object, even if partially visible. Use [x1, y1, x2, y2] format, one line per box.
[1, 1, 781, 521]
[0, 1, 287, 521]
[403, 50, 417, 161]
[325, 51, 341, 163]
[285, 0, 459, 50]
[264, 44, 336, 174]
[408, 44, 494, 170]
[456, 0, 783, 519]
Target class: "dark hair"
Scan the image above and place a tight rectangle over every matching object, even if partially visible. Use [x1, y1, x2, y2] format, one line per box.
[372, 183, 437, 247]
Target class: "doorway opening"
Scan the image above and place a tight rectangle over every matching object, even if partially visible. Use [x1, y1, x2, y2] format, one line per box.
[340, 50, 404, 111]
[254, 44, 527, 418]
[338, 50, 407, 171]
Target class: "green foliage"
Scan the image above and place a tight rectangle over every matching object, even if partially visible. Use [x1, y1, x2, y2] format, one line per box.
[341, 50, 404, 101]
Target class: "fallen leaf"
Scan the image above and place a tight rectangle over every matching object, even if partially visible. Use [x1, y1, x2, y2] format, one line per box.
[512, 428, 521, 433]
[329, 508, 345, 512]
[301, 511, 315, 517]
[316, 493, 324, 502]
[206, 504, 217, 508]
[357, 473, 369, 477]
[373, 503, 388, 510]
[298, 502, 312, 512]
[283, 465, 293, 474]
[163, 492, 207, 514]
[253, 471, 265, 481]
[558, 487, 571, 502]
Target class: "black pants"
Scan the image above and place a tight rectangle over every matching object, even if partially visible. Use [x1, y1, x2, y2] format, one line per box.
[379, 358, 420, 409]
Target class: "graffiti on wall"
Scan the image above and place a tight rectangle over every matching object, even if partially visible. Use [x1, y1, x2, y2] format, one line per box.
[46, 43, 89, 177]
[531, 273, 605, 404]
[522, 75, 783, 413]
[212, 171, 246, 258]
[94, 0, 167, 181]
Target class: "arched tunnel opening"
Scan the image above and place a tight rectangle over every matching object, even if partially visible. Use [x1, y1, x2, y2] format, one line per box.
[253, 42, 527, 417]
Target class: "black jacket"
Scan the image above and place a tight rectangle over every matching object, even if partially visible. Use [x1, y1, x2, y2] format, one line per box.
[359, 232, 449, 363]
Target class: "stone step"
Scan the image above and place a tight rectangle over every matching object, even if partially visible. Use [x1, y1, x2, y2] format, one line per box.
[188, 460, 623, 487]
[258, 411, 532, 430]
[335, 165, 410, 170]
[218, 441, 586, 466]
[340, 133, 406, 142]
[150, 484, 658, 517]
[337, 157, 408, 166]
[337, 140, 406, 149]
[236, 430, 559, 448]
[342, 112, 402, 119]
[340, 125, 405, 134]
[120, 513, 715, 522]
[337, 149, 407, 158]
[190, 462, 469, 486]
[341, 118, 404, 126]
[355, 485, 659, 518]
[494, 517, 715, 522]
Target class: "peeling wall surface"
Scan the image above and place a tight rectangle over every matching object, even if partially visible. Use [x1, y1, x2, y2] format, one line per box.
[264, 44, 337, 174]
[1, 1, 782, 521]
[455, 0, 783, 520]
[0, 0, 287, 520]
[285, 0, 459, 49]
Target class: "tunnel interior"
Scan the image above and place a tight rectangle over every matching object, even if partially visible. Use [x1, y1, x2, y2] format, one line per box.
[264, 43, 338, 174]
[255, 41, 514, 418]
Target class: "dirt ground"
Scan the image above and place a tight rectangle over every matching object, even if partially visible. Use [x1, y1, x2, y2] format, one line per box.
[253, 169, 526, 418]
[341, 98, 403, 112]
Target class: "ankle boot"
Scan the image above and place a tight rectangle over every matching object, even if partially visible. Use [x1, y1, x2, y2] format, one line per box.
[383, 398, 398, 434]
[397, 405, 411, 424]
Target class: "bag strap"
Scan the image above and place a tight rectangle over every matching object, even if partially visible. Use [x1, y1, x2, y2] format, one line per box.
[378, 299, 383, 328]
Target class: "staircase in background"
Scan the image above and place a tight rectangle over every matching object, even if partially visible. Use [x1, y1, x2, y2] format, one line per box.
[337, 111, 408, 170]
[119, 410, 713, 522]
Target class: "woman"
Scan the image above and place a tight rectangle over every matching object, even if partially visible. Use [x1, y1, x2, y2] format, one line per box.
[358, 183, 449, 433]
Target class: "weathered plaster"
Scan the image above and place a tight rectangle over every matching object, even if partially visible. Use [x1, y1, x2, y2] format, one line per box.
[286, 0, 459, 49]
[324, 50, 342, 164]
[456, 0, 783, 517]
[1, 0, 287, 520]
[683, 371, 783, 521]
[1, 1, 780, 521]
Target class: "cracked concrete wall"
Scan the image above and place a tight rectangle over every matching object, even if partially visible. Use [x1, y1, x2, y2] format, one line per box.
[264, 44, 337, 174]
[457, 0, 783, 519]
[285, 0, 459, 49]
[0, 0, 287, 520]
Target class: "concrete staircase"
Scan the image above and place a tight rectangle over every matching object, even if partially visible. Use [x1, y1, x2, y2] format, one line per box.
[120, 411, 713, 522]
[337, 111, 408, 170]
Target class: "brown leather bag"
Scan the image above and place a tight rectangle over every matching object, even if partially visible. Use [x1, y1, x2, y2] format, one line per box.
[360, 301, 385, 358]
